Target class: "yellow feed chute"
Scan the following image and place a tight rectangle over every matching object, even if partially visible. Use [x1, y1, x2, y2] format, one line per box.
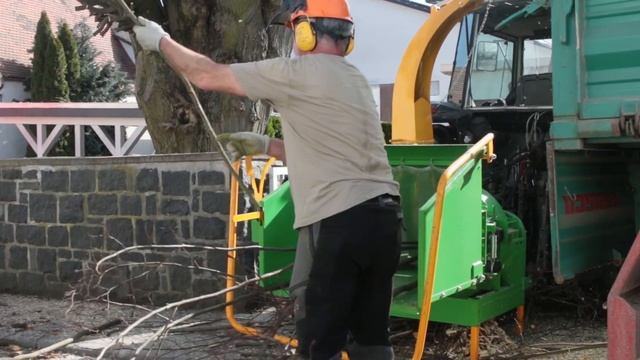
[391, 0, 484, 144]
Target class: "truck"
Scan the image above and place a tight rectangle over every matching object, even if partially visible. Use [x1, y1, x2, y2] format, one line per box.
[224, 1, 640, 359]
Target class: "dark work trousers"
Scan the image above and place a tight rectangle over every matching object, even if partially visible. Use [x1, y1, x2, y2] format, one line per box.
[289, 194, 402, 360]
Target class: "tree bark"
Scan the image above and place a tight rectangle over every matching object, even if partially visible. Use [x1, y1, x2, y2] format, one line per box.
[132, 0, 291, 153]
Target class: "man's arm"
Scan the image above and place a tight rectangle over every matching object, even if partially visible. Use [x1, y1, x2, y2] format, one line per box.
[158, 38, 246, 96]
[133, 17, 245, 96]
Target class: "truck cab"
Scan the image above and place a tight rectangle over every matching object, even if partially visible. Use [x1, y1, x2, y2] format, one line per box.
[445, 1, 639, 283]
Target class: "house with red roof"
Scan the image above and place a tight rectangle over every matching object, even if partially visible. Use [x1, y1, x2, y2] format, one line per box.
[0, 0, 134, 103]
[0, 0, 136, 158]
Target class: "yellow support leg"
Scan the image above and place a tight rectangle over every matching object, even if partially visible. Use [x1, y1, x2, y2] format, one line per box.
[516, 305, 526, 337]
[470, 326, 480, 360]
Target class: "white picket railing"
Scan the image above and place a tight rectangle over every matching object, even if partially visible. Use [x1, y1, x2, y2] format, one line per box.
[0, 103, 150, 157]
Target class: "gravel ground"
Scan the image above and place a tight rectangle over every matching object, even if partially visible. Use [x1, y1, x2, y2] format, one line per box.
[0, 294, 607, 359]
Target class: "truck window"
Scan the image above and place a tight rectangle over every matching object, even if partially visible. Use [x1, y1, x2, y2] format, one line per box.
[469, 33, 514, 106]
[523, 39, 552, 75]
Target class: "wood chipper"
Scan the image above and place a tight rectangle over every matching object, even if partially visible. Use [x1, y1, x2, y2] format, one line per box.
[224, 0, 640, 359]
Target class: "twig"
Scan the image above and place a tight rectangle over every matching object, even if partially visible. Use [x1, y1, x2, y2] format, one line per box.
[96, 244, 294, 273]
[95, 265, 292, 360]
[99, 261, 228, 278]
[528, 341, 608, 348]
[13, 319, 123, 359]
[389, 329, 414, 341]
[98, 299, 171, 321]
[499, 342, 608, 360]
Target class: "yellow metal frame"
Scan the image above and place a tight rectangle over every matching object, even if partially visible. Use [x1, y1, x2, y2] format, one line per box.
[412, 133, 495, 360]
[225, 158, 298, 347]
[391, 0, 484, 144]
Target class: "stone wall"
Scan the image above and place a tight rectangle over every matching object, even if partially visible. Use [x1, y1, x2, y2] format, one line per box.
[0, 153, 236, 304]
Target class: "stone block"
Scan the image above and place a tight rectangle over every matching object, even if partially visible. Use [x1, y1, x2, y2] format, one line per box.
[86, 217, 104, 225]
[9, 246, 28, 270]
[16, 225, 46, 246]
[42, 170, 69, 192]
[8, 204, 28, 223]
[17, 272, 45, 294]
[119, 194, 142, 216]
[192, 278, 222, 296]
[58, 249, 72, 259]
[145, 194, 157, 215]
[156, 220, 178, 245]
[73, 250, 90, 260]
[48, 226, 69, 247]
[106, 218, 134, 250]
[162, 171, 190, 196]
[88, 194, 118, 215]
[99, 266, 127, 289]
[28, 247, 36, 271]
[18, 181, 40, 191]
[161, 199, 190, 216]
[130, 265, 160, 291]
[206, 248, 228, 273]
[181, 220, 191, 239]
[23, 170, 37, 179]
[70, 169, 96, 192]
[171, 255, 191, 266]
[169, 266, 192, 292]
[37, 248, 57, 273]
[120, 251, 144, 263]
[192, 190, 200, 212]
[29, 193, 57, 223]
[202, 192, 230, 214]
[198, 170, 225, 186]
[59, 260, 83, 282]
[135, 220, 154, 246]
[70, 225, 104, 249]
[136, 168, 159, 192]
[193, 217, 226, 240]
[0, 244, 4, 269]
[0, 203, 4, 221]
[0, 272, 18, 291]
[59, 195, 84, 223]
[2, 168, 21, 180]
[19, 192, 28, 204]
[0, 223, 14, 243]
[98, 169, 127, 191]
[0, 181, 17, 201]
[91, 251, 109, 262]
[145, 253, 166, 263]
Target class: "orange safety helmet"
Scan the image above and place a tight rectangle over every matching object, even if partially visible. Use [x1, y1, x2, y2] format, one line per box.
[275, 0, 355, 55]
[289, 0, 353, 25]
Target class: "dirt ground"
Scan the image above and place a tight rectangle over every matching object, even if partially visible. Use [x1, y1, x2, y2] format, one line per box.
[0, 293, 607, 359]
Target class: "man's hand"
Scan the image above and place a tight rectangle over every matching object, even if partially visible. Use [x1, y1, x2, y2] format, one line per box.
[133, 17, 169, 52]
[218, 132, 271, 161]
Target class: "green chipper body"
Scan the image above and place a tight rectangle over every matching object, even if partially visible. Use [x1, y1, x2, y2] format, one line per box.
[251, 144, 526, 327]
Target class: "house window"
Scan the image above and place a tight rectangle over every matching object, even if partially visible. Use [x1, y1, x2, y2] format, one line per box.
[431, 81, 440, 97]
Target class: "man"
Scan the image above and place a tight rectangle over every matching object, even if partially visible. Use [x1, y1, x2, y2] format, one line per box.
[133, 1, 401, 358]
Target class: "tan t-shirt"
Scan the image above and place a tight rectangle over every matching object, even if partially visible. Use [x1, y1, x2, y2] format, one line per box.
[231, 55, 399, 228]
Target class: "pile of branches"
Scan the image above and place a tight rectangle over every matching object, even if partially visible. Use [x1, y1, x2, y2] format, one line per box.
[14, 244, 295, 360]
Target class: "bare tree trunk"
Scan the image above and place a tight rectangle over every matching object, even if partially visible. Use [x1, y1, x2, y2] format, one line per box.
[132, 0, 290, 153]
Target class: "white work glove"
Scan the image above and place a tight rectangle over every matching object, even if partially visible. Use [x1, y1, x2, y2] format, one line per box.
[218, 132, 271, 161]
[132, 17, 170, 52]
